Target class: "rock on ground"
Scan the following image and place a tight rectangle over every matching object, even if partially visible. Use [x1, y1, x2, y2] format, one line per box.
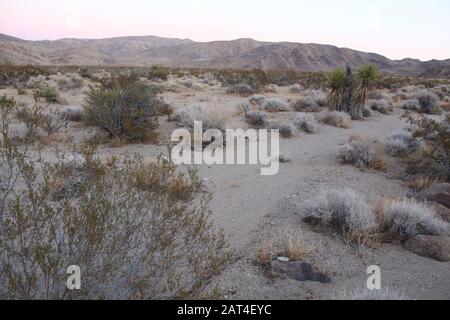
[415, 183, 450, 208]
[404, 235, 450, 262]
[270, 261, 331, 284]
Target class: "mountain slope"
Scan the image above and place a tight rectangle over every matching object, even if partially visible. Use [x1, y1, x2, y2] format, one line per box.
[0, 33, 449, 77]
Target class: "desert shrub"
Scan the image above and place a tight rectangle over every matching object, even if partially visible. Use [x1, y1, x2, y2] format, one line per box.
[227, 83, 255, 96]
[289, 84, 304, 93]
[249, 95, 267, 105]
[336, 288, 408, 300]
[61, 106, 85, 122]
[292, 97, 320, 112]
[172, 108, 196, 127]
[147, 66, 169, 81]
[375, 198, 449, 240]
[317, 111, 350, 128]
[245, 111, 269, 127]
[309, 89, 327, 107]
[404, 115, 450, 181]
[84, 76, 161, 143]
[0, 120, 233, 299]
[408, 176, 443, 191]
[26, 75, 47, 89]
[260, 98, 288, 113]
[385, 130, 419, 157]
[406, 90, 441, 114]
[338, 140, 375, 168]
[236, 102, 251, 116]
[368, 99, 393, 114]
[57, 75, 84, 91]
[293, 114, 319, 133]
[34, 85, 59, 103]
[17, 87, 26, 95]
[276, 123, 295, 138]
[41, 109, 68, 136]
[402, 99, 420, 112]
[302, 189, 376, 238]
[158, 103, 174, 120]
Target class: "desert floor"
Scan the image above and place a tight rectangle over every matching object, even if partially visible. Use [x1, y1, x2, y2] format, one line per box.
[2, 74, 449, 300]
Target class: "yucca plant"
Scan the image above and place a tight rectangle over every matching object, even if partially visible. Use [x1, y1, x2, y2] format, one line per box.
[351, 64, 379, 119]
[326, 69, 347, 111]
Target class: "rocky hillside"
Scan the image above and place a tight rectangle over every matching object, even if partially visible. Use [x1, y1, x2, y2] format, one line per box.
[1, 33, 449, 77]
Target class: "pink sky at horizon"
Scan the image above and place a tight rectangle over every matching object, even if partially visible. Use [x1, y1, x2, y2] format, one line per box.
[1, 0, 449, 61]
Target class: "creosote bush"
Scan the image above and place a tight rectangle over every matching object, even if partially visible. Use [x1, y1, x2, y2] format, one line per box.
[0, 100, 233, 299]
[84, 75, 161, 143]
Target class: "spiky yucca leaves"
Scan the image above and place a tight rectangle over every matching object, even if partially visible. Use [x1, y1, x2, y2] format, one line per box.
[326, 69, 347, 111]
[351, 64, 379, 119]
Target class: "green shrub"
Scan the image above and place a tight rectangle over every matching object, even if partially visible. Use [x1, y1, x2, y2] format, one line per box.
[84, 76, 161, 143]
[34, 85, 59, 103]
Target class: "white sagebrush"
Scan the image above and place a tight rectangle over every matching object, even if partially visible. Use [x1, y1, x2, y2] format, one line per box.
[385, 130, 417, 156]
[378, 198, 449, 239]
[302, 189, 376, 234]
[260, 98, 288, 112]
[293, 114, 319, 133]
[338, 141, 375, 167]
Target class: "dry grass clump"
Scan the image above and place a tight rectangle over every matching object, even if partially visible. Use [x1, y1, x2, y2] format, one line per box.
[256, 228, 315, 267]
[374, 198, 449, 240]
[408, 176, 443, 191]
[173, 104, 231, 130]
[317, 111, 351, 128]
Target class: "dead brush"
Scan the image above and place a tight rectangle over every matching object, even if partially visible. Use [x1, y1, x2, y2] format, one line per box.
[276, 228, 315, 261]
[408, 175, 443, 191]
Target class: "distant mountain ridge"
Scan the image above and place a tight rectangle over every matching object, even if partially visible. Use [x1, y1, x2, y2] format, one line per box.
[1, 33, 449, 77]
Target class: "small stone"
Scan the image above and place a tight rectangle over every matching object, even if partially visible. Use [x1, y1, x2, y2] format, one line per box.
[279, 155, 291, 163]
[270, 261, 331, 284]
[428, 202, 450, 222]
[277, 256, 290, 262]
[415, 183, 450, 208]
